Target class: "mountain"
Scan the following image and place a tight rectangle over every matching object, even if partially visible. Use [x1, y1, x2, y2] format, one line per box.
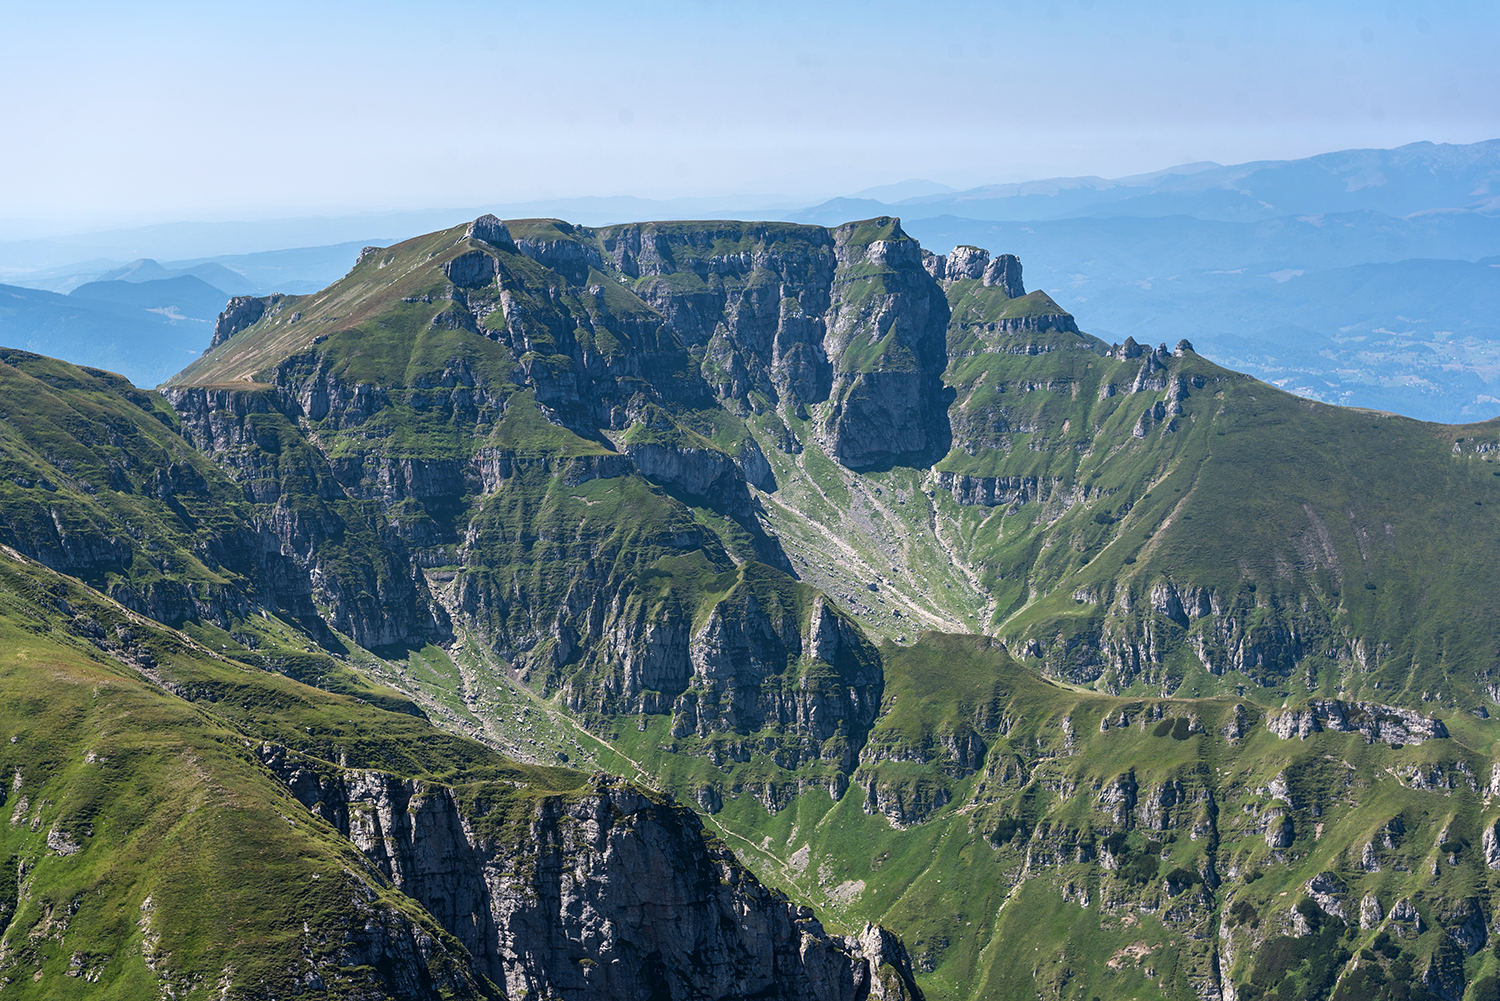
[0, 281, 213, 389]
[0, 245, 400, 390]
[793, 140, 1500, 225]
[91, 257, 252, 295]
[0, 349, 923, 999]
[8, 212, 1500, 999]
[72, 274, 233, 322]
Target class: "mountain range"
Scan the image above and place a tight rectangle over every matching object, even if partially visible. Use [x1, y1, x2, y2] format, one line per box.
[5, 210, 1500, 998]
[790, 140, 1500, 224]
[794, 141, 1500, 423]
[4, 139, 1500, 421]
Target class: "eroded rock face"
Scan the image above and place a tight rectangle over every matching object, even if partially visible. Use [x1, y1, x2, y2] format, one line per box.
[983, 254, 1024, 297]
[819, 221, 951, 468]
[945, 246, 990, 281]
[445, 250, 498, 288]
[262, 751, 925, 1001]
[665, 592, 885, 774]
[467, 213, 513, 248]
[211, 294, 280, 349]
[1305, 872, 1348, 921]
[1438, 897, 1488, 955]
[625, 442, 754, 517]
[164, 386, 450, 649]
[597, 218, 951, 469]
[1266, 700, 1448, 746]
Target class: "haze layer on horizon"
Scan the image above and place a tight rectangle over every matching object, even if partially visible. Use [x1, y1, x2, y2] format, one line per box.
[4, 0, 1498, 233]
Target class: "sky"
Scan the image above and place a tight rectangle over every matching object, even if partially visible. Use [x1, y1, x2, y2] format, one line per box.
[2, 0, 1498, 234]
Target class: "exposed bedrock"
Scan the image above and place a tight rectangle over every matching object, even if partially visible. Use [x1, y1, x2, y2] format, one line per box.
[261, 751, 925, 1001]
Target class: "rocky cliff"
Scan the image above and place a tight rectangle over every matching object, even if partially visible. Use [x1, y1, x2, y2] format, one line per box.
[263, 750, 924, 1000]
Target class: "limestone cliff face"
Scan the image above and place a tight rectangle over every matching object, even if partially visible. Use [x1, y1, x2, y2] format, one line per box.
[211, 294, 283, 348]
[598, 221, 838, 411]
[666, 593, 884, 773]
[527, 565, 884, 789]
[590, 218, 952, 469]
[926, 245, 1025, 297]
[262, 750, 924, 1001]
[1265, 700, 1449, 745]
[163, 385, 450, 649]
[818, 221, 951, 468]
[1028, 577, 1353, 693]
[164, 354, 881, 778]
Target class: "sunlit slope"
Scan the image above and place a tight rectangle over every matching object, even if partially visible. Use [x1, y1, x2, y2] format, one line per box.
[754, 278, 1500, 708]
[0, 545, 565, 998]
[662, 633, 1500, 1001]
[113, 211, 1500, 1001]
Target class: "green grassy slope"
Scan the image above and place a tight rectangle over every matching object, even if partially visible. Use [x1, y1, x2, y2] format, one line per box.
[0, 349, 282, 616]
[672, 634, 1500, 1001]
[0, 543, 592, 998]
[752, 292, 1500, 710]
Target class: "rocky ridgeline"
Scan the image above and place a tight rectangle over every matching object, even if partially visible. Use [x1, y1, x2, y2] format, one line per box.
[260, 746, 923, 1000]
[519, 217, 956, 469]
[922, 244, 1025, 297]
[1266, 700, 1449, 745]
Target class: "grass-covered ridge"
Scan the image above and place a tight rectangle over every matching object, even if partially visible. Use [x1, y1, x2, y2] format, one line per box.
[0, 543, 598, 998]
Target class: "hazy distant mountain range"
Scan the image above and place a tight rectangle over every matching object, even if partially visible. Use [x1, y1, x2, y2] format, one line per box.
[0, 242, 395, 387]
[0, 139, 1497, 416]
[792, 140, 1500, 224]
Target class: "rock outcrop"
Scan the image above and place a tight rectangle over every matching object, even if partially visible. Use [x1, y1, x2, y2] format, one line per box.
[211, 294, 281, 349]
[819, 219, 951, 468]
[262, 751, 924, 1001]
[592, 217, 952, 469]
[929, 246, 1023, 296]
[1266, 700, 1448, 746]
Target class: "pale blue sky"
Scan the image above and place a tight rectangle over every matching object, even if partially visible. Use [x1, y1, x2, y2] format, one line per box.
[2, 0, 1497, 229]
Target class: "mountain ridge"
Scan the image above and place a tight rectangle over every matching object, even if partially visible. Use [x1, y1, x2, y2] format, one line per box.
[796, 139, 1500, 225]
[7, 210, 1500, 998]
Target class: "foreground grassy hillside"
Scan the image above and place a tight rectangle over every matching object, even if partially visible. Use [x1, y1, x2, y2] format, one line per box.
[0, 545, 521, 998]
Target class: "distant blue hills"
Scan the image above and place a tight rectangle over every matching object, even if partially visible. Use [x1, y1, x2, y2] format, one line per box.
[0, 281, 218, 389]
[0, 242, 386, 387]
[72, 274, 236, 322]
[790, 140, 1500, 225]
